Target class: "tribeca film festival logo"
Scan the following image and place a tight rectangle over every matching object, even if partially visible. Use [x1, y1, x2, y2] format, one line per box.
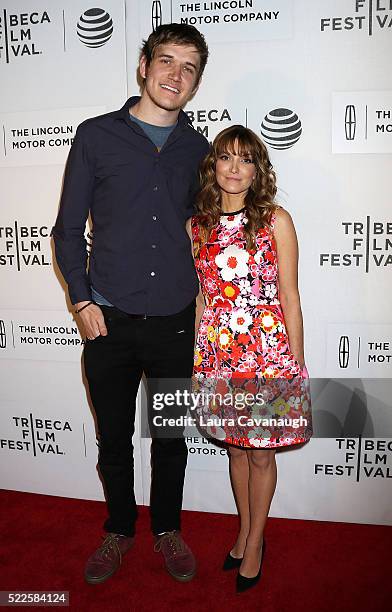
[320, 0, 392, 35]
[76, 8, 113, 48]
[338, 334, 391, 369]
[185, 107, 233, 139]
[0, 222, 50, 270]
[0, 9, 50, 63]
[260, 108, 302, 150]
[319, 217, 392, 271]
[315, 438, 392, 481]
[0, 414, 72, 456]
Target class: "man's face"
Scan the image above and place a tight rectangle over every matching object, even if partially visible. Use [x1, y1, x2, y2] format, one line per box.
[140, 43, 201, 112]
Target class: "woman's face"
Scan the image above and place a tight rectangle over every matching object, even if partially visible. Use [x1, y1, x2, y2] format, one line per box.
[215, 140, 256, 198]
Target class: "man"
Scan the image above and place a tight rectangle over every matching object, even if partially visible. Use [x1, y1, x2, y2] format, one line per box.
[52, 23, 209, 584]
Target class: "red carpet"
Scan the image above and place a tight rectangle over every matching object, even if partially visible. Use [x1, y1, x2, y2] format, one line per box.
[0, 489, 390, 612]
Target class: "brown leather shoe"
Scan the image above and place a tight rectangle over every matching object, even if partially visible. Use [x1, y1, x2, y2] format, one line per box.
[154, 531, 196, 582]
[85, 533, 134, 584]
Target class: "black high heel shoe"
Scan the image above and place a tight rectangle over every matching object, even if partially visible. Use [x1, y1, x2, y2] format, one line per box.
[222, 551, 243, 571]
[236, 540, 266, 593]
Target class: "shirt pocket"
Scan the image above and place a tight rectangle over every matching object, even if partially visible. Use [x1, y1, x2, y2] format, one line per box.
[95, 153, 133, 178]
[165, 162, 196, 208]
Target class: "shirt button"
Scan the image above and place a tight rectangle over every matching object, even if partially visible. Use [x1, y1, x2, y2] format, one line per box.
[153, 185, 158, 191]
[152, 215, 157, 221]
[150, 271, 156, 277]
[152, 244, 157, 249]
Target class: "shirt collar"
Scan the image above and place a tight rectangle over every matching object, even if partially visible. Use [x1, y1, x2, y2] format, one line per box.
[113, 95, 192, 127]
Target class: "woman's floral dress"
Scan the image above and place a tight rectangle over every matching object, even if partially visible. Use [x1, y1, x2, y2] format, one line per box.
[192, 208, 312, 449]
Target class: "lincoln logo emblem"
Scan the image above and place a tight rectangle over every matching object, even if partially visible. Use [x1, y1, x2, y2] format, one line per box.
[151, 1, 162, 31]
[345, 105, 356, 141]
[338, 335, 350, 368]
[0, 320, 6, 349]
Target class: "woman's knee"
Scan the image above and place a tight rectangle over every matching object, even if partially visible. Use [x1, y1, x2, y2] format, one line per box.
[228, 445, 247, 460]
[248, 449, 276, 469]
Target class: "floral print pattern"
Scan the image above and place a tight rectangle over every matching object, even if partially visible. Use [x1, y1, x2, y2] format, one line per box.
[192, 209, 312, 449]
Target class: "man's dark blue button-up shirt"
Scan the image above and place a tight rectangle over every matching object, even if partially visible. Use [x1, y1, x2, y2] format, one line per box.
[52, 96, 209, 315]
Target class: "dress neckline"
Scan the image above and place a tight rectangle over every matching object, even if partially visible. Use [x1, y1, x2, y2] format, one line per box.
[220, 207, 246, 217]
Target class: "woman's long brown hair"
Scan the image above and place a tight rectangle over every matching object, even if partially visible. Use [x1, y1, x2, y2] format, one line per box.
[196, 125, 278, 250]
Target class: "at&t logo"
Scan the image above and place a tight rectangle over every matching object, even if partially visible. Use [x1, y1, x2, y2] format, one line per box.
[260, 108, 302, 150]
[77, 8, 113, 48]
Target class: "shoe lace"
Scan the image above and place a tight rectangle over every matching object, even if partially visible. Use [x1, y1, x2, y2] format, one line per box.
[154, 530, 186, 555]
[99, 533, 122, 561]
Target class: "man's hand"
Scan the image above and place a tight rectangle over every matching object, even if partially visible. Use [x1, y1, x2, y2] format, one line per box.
[75, 301, 108, 340]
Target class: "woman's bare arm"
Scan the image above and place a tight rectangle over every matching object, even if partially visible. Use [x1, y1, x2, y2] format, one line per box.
[273, 208, 305, 368]
[186, 218, 205, 340]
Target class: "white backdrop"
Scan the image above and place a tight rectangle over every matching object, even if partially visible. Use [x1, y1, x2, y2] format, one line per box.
[0, 0, 391, 526]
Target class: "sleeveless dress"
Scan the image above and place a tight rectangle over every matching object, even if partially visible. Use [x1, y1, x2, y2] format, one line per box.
[191, 208, 312, 449]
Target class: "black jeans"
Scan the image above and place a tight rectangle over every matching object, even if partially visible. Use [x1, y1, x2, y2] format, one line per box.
[83, 300, 195, 537]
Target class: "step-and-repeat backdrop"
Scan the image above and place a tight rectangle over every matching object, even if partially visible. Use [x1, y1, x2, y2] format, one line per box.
[1, 0, 391, 526]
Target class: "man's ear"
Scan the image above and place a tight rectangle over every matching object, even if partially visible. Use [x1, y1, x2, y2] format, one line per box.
[191, 76, 202, 97]
[139, 54, 148, 79]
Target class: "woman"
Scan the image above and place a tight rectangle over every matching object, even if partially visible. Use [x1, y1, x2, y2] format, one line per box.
[187, 125, 312, 592]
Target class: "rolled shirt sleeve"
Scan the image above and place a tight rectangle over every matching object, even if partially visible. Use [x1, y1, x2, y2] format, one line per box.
[51, 123, 95, 305]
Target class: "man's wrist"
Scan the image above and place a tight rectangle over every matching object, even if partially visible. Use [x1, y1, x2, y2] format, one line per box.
[75, 301, 94, 314]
